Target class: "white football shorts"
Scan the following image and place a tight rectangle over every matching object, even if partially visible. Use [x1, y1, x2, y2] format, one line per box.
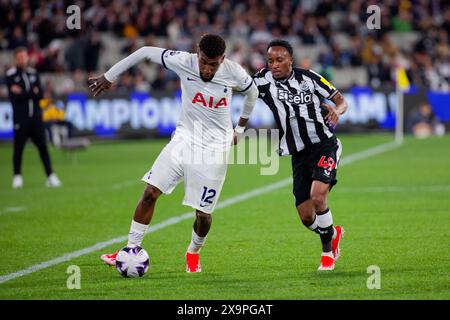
[142, 137, 229, 214]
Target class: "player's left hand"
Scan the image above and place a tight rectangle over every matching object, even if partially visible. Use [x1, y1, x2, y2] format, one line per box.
[322, 102, 340, 128]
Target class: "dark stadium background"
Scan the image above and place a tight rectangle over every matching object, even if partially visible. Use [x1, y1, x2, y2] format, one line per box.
[0, 0, 449, 141]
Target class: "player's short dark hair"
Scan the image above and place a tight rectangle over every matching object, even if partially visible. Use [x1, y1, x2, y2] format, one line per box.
[267, 40, 293, 57]
[198, 34, 226, 58]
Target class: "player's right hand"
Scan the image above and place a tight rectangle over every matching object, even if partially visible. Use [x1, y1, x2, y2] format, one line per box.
[88, 75, 112, 97]
[322, 102, 340, 128]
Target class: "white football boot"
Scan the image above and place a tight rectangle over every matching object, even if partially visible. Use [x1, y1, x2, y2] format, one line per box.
[12, 175, 23, 189]
[46, 173, 62, 188]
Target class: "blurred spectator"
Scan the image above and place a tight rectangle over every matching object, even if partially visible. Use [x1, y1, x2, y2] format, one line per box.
[65, 35, 87, 72]
[229, 42, 246, 66]
[300, 16, 323, 44]
[229, 11, 250, 39]
[40, 94, 74, 146]
[8, 26, 27, 49]
[37, 40, 63, 72]
[27, 40, 45, 68]
[85, 31, 102, 73]
[134, 72, 151, 92]
[249, 19, 272, 45]
[0, 0, 450, 96]
[392, 7, 413, 32]
[116, 71, 134, 94]
[408, 101, 445, 138]
[151, 68, 169, 91]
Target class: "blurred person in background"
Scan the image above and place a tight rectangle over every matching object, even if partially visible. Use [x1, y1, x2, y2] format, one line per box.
[5, 47, 62, 189]
[40, 85, 73, 147]
[408, 101, 445, 138]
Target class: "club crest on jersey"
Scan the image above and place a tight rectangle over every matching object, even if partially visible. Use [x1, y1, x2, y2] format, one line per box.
[277, 88, 312, 104]
[299, 80, 311, 91]
[192, 92, 228, 109]
[168, 50, 181, 56]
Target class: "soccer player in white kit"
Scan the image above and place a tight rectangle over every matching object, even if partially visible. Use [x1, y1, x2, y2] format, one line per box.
[88, 34, 258, 272]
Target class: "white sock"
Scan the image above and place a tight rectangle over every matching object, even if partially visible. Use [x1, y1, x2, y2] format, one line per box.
[317, 208, 334, 254]
[187, 230, 207, 254]
[332, 226, 337, 240]
[316, 208, 333, 229]
[307, 215, 319, 232]
[127, 220, 149, 248]
[322, 251, 333, 258]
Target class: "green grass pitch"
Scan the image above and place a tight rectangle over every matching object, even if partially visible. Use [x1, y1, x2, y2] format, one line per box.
[0, 134, 449, 299]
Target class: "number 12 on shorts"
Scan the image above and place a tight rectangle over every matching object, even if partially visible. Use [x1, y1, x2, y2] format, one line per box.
[200, 186, 216, 207]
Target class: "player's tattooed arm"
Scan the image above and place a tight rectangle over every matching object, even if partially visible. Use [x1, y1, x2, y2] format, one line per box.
[88, 75, 112, 97]
[322, 91, 348, 128]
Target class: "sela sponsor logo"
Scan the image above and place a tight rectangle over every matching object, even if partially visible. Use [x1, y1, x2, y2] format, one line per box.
[192, 92, 228, 109]
[277, 88, 313, 105]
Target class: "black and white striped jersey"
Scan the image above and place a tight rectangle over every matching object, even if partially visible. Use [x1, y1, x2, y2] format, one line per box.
[253, 68, 339, 156]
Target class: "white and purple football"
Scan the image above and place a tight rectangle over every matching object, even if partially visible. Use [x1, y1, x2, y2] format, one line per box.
[115, 246, 150, 278]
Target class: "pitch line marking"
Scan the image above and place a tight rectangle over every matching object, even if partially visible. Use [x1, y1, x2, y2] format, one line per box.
[0, 207, 26, 217]
[0, 140, 402, 285]
[111, 180, 140, 190]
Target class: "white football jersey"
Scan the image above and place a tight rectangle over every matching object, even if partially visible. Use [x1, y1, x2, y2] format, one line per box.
[160, 50, 253, 151]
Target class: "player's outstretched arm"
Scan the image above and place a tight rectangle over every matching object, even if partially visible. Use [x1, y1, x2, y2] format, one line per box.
[88, 46, 166, 96]
[233, 83, 258, 145]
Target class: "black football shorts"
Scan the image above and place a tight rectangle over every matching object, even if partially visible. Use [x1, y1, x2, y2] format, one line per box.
[291, 136, 342, 206]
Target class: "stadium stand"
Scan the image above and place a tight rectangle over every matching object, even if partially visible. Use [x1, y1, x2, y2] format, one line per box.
[1, 0, 449, 98]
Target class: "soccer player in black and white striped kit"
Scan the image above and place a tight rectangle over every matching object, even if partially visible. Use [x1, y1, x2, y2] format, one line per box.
[253, 40, 348, 270]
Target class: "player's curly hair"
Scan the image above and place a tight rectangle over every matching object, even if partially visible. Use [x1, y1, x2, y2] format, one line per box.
[267, 39, 293, 57]
[198, 34, 226, 58]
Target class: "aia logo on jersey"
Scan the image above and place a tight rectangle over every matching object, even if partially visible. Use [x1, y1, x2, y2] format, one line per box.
[192, 92, 228, 109]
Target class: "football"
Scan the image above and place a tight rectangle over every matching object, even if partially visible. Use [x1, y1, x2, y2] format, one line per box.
[115, 246, 150, 278]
